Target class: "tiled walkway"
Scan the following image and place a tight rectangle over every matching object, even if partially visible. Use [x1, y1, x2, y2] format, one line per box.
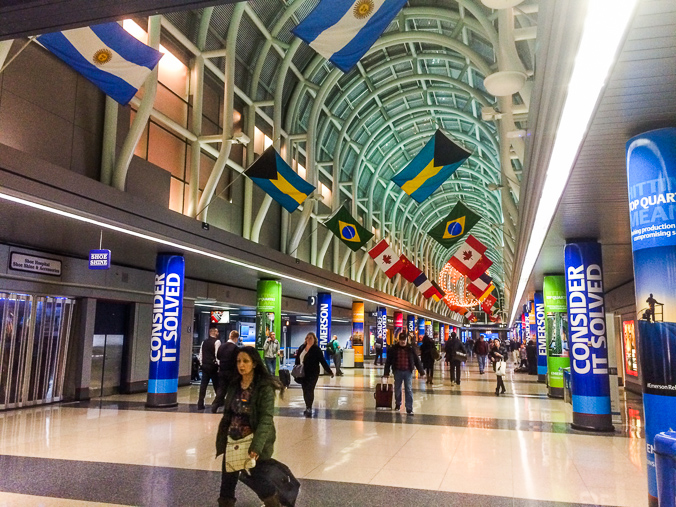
[0, 358, 647, 506]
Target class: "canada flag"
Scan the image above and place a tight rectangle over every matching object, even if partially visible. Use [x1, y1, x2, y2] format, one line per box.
[368, 239, 405, 278]
[449, 235, 493, 280]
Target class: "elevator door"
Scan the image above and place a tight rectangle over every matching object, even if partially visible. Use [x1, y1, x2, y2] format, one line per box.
[0, 293, 75, 409]
[91, 302, 129, 397]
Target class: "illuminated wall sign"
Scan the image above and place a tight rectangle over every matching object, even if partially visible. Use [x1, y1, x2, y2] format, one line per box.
[10, 252, 61, 276]
[622, 320, 638, 377]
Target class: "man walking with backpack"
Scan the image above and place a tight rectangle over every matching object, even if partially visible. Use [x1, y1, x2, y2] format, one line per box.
[330, 335, 344, 376]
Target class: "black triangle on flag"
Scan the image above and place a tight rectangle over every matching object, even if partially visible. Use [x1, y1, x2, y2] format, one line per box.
[245, 146, 279, 180]
[433, 130, 471, 167]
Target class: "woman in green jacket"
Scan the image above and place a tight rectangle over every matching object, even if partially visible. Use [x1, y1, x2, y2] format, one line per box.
[216, 346, 285, 507]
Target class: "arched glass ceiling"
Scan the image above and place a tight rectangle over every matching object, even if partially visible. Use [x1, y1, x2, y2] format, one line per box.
[163, 0, 536, 318]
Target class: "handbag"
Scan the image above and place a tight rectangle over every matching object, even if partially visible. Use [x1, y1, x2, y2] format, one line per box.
[291, 363, 305, 380]
[432, 348, 441, 361]
[455, 351, 467, 362]
[225, 433, 255, 473]
[495, 360, 507, 376]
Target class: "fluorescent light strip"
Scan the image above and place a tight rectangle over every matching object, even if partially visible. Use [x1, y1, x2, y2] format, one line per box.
[0, 191, 455, 325]
[509, 0, 637, 325]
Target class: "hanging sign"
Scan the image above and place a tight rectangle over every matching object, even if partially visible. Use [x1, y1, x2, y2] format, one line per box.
[89, 249, 111, 270]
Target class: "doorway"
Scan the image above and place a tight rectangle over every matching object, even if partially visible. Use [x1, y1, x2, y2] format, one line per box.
[91, 301, 129, 397]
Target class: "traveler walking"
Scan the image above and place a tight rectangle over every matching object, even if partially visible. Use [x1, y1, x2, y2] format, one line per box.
[489, 338, 508, 396]
[211, 330, 240, 413]
[420, 334, 436, 384]
[384, 332, 425, 415]
[466, 337, 474, 359]
[263, 332, 280, 376]
[445, 331, 464, 385]
[474, 335, 489, 374]
[526, 338, 538, 375]
[374, 336, 384, 365]
[215, 346, 286, 507]
[295, 332, 334, 417]
[197, 325, 220, 410]
[329, 335, 344, 375]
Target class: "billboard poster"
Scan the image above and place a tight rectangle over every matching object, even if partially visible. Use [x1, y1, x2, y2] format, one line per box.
[147, 254, 184, 408]
[543, 275, 570, 397]
[394, 312, 404, 340]
[256, 280, 281, 355]
[622, 320, 638, 377]
[425, 320, 432, 338]
[352, 302, 364, 367]
[317, 293, 332, 361]
[564, 241, 613, 431]
[407, 315, 415, 334]
[418, 318, 425, 338]
[626, 128, 676, 503]
[377, 307, 387, 355]
[534, 291, 548, 382]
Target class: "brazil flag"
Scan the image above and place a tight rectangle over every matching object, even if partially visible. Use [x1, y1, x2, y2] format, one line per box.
[323, 204, 374, 252]
[428, 201, 481, 248]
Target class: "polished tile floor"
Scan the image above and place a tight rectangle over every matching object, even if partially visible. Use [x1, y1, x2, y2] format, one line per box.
[0, 357, 647, 506]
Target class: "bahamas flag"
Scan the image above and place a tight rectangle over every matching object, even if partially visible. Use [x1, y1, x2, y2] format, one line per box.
[292, 0, 408, 73]
[37, 23, 163, 105]
[428, 201, 481, 248]
[392, 130, 471, 203]
[324, 204, 374, 252]
[247, 147, 316, 213]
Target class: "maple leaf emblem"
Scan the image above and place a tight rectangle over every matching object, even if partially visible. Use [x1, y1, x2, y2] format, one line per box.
[382, 255, 392, 264]
[462, 250, 473, 261]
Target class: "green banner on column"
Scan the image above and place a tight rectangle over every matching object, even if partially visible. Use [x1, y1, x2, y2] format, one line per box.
[543, 275, 570, 398]
[256, 280, 281, 361]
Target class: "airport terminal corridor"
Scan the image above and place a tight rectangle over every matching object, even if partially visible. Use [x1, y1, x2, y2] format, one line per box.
[0, 359, 647, 507]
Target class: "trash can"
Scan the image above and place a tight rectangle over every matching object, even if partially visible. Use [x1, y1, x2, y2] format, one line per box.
[563, 368, 572, 405]
[655, 431, 676, 506]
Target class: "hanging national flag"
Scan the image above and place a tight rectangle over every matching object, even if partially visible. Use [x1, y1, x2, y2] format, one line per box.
[248, 147, 316, 213]
[368, 239, 404, 278]
[36, 23, 163, 105]
[428, 202, 482, 248]
[413, 273, 433, 296]
[467, 273, 494, 300]
[481, 293, 497, 314]
[398, 255, 422, 283]
[324, 204, 374, 252]
[391, 130, 471, 203]
[466, 311, 478, 323]
[292, 0, 408, 73]
[449, 235, 493, 281]
[429, 280, 445, 302]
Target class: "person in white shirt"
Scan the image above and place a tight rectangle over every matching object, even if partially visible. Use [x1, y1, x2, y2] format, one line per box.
[197, 325, 221, 410]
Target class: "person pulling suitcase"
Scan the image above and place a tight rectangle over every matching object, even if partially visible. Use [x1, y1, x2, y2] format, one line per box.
[384, 332, 424, 416]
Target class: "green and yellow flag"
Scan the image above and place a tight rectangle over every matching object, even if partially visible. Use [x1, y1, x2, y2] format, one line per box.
[323, 204, 374, 252]
[428, 201, 481, 248]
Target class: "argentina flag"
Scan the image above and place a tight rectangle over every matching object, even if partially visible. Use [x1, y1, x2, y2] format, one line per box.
[37, 23, 163, 105]
[292, 0, 407, 73]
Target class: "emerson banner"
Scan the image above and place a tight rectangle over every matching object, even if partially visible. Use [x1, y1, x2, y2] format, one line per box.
[534, 291, 547, 383]
[626, 127, 676, 505]
[564, 241, 613, 432]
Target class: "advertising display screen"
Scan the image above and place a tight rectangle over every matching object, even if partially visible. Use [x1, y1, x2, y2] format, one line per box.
[622, 320, 638, 377]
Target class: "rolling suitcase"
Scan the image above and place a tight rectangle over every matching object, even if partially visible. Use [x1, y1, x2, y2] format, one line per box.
[374, 376, 393, 410]
[278, 368, 291, 388]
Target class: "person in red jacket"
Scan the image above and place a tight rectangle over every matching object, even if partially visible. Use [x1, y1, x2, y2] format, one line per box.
[474, 334, 489, 374]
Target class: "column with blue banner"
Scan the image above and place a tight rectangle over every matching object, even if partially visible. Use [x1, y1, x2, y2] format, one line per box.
[564, 241, 613, 432]
[439, 323, 446, 344]
[534, 291, 548, 383]
[425, 320, 433, 338]
[147, 254, 184, 408]
[418, 318, 425, 339]
[626, 128, 676, 506]
[407, 315, 416, 334]
[377, 307, 387, 359]
[317, 293, 332, 362]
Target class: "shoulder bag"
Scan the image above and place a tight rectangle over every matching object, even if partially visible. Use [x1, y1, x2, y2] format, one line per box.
[225, 433, 256, 472]
[455, 351, 467, 362]
[495, 360, 507, 376]
[291, 363, 305, 380]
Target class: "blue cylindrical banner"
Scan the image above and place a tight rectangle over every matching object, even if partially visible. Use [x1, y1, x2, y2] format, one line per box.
[377, 307, 387, 356]
[147, 254, 184, 408]
[407, 315, 415, 334]
[627, 127, 676, 505]
[439, 323, 446, 343]
[425, 320, 432, 338]
[534, 291, 548, 382]
[564, 241, 613, 432]
[418, 317, 425, 338]
[317, 292, 332, 362]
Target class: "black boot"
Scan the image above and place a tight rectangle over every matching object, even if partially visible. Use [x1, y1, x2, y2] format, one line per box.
[262, 493, 281, 507]
[218, 497, 236, 507]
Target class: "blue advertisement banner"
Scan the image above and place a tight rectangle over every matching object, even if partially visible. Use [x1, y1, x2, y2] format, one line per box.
[418, 317, 425, 337]
[407, 315, 415, 334]
[534, 291, 548, 379]
[627, 128, 676, 502]
[88, 249, 111, 270]
[439, 323, 446, 343]
[564, 241, 613, 431]
[317, 293, 331, 361]
[425, 320, 432, 338]
[377, 307, 387, 353]
[147, 254, 184, 407]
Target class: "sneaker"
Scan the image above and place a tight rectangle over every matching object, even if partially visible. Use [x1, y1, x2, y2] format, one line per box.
[395, 404, 401, 411]
[406, 411, 414, 416]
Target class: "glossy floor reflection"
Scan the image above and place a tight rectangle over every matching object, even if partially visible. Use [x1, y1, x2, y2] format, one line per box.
[0, 358, 647, 506]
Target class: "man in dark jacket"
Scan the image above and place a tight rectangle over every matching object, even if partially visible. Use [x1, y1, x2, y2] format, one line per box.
[211, 330, 239, 413]
[445, 332, 465, 385]
[474, 335, 489, 374]
[526, 338, 538, 375]
[384, 332, 424, 415]
[197, 325, 221, 410]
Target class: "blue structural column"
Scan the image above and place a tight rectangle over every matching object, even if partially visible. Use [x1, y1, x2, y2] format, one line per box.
[564, 241, 613, 432]
[317, 293, 332, 362]
[147, 254, 184, 408]
[534, 291, 548, 383]
[418, 318, 425, 338]
[626, 127, 676, 507]
[377, 307, 387, 358]
[407, 315, 416, 335]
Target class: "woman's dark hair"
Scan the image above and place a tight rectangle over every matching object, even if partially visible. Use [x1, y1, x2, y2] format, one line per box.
[235, 346, 285, 398]
[450, 331, 457, 339]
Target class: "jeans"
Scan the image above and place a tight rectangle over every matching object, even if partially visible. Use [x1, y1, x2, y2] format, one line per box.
[478, 354, 487, 373]
[374, 348, 383, 365]
[264, 357, 276, 376]
[197, 364, 219, 408]
[393, 369, 413, 412]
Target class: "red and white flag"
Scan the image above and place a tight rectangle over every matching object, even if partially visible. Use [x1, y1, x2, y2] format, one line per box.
[368, 239, 404, 278]
[449, 235, 493, 280]
[481, 293, 497, 313]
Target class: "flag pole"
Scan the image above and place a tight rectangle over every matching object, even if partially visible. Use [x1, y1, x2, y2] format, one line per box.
[0, 37, 36, 76]
[194, 166, 248, 220]
[287, 224, 319, 258]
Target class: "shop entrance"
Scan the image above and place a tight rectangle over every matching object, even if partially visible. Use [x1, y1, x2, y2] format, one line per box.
[91, 301, 130, 397]
[0, 292, 76, 410]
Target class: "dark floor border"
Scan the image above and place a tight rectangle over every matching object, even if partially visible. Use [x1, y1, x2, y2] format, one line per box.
[0, 454, 615, 507]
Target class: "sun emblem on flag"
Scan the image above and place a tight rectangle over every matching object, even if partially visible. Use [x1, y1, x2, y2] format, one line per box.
[353, 0, 375, 19]
[462, 250, 473, 261]
[93, 48, 113, 66]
